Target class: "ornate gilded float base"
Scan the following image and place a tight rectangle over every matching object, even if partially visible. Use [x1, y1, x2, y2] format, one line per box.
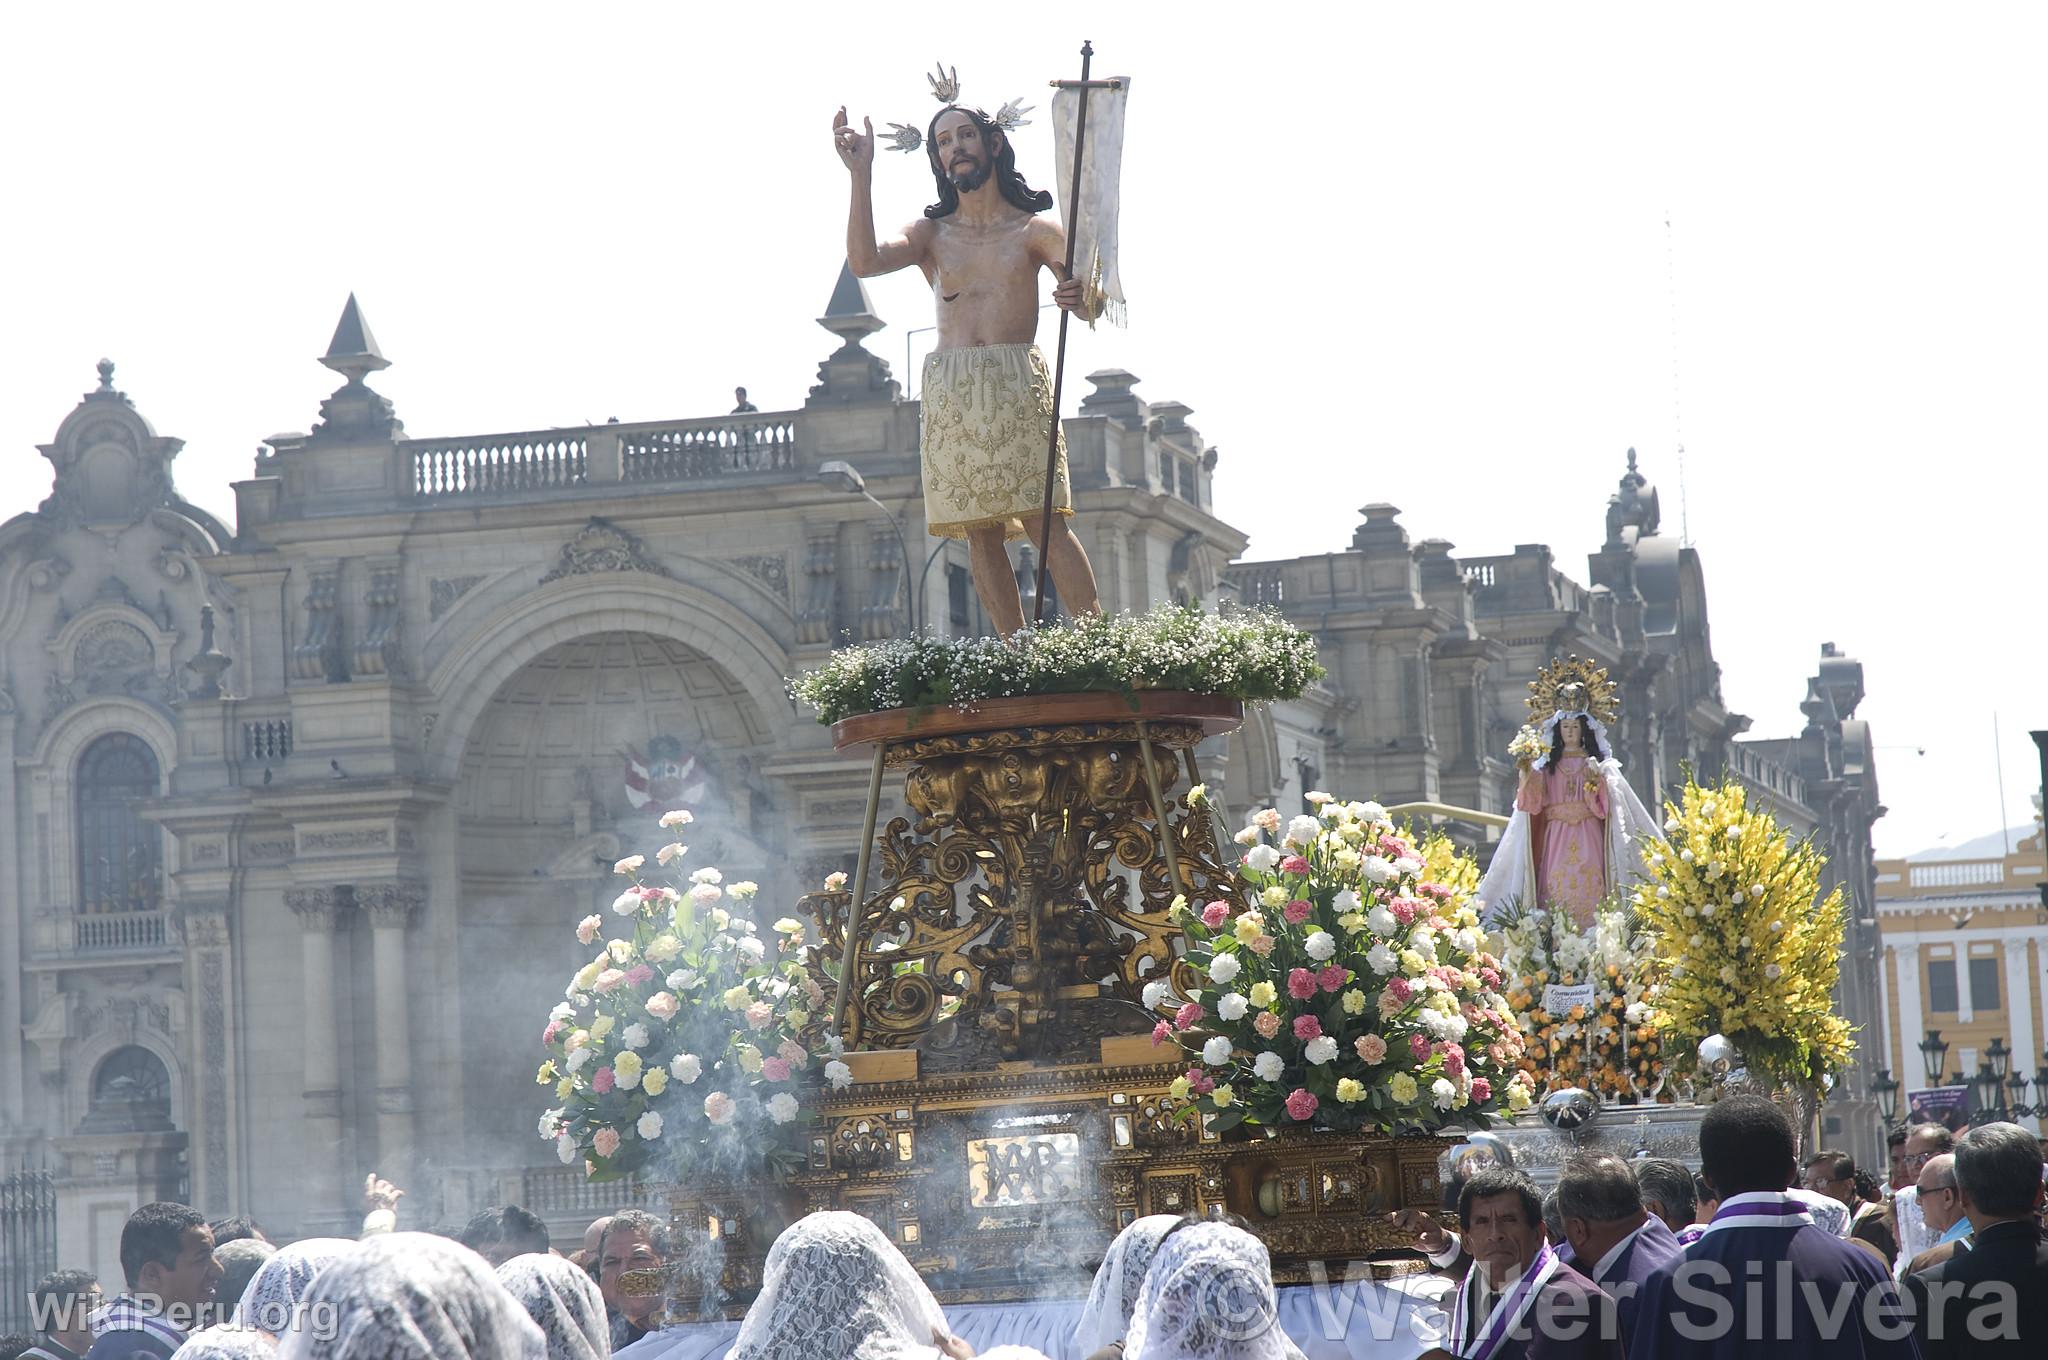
[801, 694, 1244, 1066]
[652, 1050, 1447, 1315]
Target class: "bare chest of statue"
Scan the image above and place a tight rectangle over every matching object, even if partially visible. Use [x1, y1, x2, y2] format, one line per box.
[927, 213, 1043, 349]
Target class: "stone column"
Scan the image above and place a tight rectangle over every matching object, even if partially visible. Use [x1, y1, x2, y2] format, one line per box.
[357, 882, 423, 1177]
[286, 886, 348, 1228]
[1892, 943, 1924, 1086]
[178, 904, 236, 1215]
[2002, 936, 2040, 1131]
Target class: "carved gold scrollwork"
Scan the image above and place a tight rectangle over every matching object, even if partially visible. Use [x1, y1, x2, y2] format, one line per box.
[803, 719, 1235, 1060]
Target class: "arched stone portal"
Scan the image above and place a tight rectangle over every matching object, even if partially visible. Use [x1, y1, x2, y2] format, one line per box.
[452, 630, 781, 1163]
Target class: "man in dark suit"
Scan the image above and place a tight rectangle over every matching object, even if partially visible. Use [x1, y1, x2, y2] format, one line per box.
[1557, 1154, 1683, 1354]
[1636, 1096, 1920, 1360]
[1417, 1166, 1620, 1360]
[1903, 1121, 2047, 1359]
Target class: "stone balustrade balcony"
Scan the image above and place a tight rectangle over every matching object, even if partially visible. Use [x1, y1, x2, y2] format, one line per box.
[37, 908, 176, 958]
[406, 411, 802, 502]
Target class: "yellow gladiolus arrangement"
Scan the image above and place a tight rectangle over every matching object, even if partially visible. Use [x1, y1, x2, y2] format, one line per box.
[1634, 779, 1855, 1091]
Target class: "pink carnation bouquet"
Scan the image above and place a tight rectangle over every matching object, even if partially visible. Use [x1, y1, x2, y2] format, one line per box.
[1165, 797, 1534, 1133]
[536, 818, 822, 1182]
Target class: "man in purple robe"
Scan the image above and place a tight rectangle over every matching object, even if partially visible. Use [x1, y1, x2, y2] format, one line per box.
[1417, 1167, 1620, 1360]
[1636, 1096, 1921, 1360]
[1556, 1154, 1684, 1354]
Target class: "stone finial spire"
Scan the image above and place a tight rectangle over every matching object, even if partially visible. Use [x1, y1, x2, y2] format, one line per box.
[312, 294, 401, 439]
[808, 262, 898, 406]
[1603, 447, 1661, 548]
[322, 293, 389, 383]
[184, 603, 233, 700]
[96, 357, 119, 394]
[819, 263, 885, 347]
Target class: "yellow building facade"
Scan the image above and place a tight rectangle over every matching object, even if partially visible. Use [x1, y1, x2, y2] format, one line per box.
[1876, 829, 2048, 1130]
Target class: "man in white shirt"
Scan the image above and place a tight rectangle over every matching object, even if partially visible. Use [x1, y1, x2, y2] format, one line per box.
[1890, 1122, 1956, 1275]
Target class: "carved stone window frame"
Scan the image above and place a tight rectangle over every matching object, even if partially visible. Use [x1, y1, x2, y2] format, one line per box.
[27, 700, 178, 935]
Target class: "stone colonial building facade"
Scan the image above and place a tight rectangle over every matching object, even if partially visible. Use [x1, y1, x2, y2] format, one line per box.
[3, 282, 1881, 1278]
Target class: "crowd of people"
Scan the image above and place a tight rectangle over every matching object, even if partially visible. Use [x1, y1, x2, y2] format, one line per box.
[2, 1098, 2042, 1359]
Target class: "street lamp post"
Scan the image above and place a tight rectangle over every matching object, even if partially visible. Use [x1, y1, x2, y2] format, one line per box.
[1985, 1037, 2012, 1121]
[1918, 1029, 1950, 1087]
[1870, 1068, 1901, 1127]
[1972, 1063, 2001, 1124]
[817, 459, 920, 636]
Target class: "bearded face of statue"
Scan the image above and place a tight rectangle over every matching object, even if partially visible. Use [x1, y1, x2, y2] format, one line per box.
[932, 108, 996, 193]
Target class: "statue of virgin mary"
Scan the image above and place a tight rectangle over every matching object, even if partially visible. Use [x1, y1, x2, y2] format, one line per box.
[1477, 657, 1660, 928]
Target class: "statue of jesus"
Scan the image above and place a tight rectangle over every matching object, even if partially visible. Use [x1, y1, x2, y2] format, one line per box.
[833, 102, 1103, 637]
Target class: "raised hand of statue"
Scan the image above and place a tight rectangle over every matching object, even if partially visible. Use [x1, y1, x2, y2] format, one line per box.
[1052, 274, 1088, 315]
[832, 107, 875, 173]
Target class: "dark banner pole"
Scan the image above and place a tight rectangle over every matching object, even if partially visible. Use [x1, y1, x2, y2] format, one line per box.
[1032, 40, 1096, 626]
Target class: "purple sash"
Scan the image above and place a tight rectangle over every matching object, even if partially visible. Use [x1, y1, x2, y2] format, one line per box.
[1448, 1239, 1559, 1360]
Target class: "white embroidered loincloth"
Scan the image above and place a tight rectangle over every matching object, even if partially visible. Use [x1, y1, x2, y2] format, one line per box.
[919, 343, 1071, 539]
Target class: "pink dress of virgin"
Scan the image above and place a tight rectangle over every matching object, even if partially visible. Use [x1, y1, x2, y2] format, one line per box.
[1516, 752, 1610, 928]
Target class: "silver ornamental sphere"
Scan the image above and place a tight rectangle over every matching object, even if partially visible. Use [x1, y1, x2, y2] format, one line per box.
[1540, 1087, 1600, 1132]
[1435, 1131, 1518, 1208]
[1464, 1130, 1514, 1168]
[1697, 1034, 1737, 1068]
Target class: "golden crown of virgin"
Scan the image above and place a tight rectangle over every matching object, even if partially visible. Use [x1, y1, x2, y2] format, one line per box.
[1527, 655, 1620, 724]
[879, 63, 1035, 154]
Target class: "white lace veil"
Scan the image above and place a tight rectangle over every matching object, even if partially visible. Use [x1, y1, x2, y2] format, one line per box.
[1475, 711, 1659, 926]
[171, 1325, 279, 1358]
[1122, 1221, 1301, 1360]
[497, 1252, 612, 1360]
[1073, 1214, 1180, 1356]
[274, 1232, 546, 1360]
[231, 1237, 356, 1333]
[726, 1211, 951, 1360]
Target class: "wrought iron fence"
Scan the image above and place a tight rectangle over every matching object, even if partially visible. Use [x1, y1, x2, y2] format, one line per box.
[1, 1166, 57, 1335]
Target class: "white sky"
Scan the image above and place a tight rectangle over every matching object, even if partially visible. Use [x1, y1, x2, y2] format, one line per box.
[3, 3, 2042, 858]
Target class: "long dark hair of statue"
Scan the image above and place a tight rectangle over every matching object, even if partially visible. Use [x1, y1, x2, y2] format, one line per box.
[1548, 717, 1609, 769]
[923, 106, 1054, 219]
